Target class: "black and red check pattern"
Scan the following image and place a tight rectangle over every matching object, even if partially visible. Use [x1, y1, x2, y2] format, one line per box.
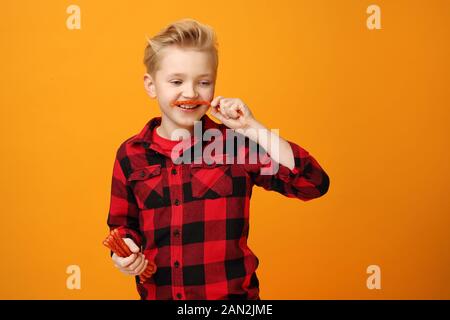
[107, 114, 330, 300]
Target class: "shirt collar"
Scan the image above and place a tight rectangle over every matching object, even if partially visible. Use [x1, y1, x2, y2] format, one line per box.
[129, 114, 224, 153]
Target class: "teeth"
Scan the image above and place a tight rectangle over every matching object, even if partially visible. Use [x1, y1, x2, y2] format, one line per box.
[179, 104, 199, 109]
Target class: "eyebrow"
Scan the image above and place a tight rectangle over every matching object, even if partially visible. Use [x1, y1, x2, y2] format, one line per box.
[167, 73, 212, 77]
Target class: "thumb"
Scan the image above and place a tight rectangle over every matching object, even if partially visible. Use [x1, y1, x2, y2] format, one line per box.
[123, 238, 140, 253]
[210, 95, 223, 107]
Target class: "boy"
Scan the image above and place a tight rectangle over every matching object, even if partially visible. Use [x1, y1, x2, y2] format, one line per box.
[106, 18, 330, 300]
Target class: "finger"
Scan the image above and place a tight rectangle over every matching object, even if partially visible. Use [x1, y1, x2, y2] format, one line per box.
[132, 258, 146, 275]
[113, 252, 125, 268]
[126, 254, 143, 271]
[209, 106, 226, 123]
[123, 238, 140, 253]
[237, 103, 245, 114]
[225, 105, 240, 119]
[112, 254, 123, 268]
[219, 104, 230, 119]
[127, 257, 147, 276]
[210, 96, 223, 107]
[118, 253, 138, 268]
[119, 268, 136, 275]
[134, 255, 146, 273]
[135, 259, 148, 275]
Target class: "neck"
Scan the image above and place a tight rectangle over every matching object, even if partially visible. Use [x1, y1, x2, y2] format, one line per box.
[158, 117, 194, 141]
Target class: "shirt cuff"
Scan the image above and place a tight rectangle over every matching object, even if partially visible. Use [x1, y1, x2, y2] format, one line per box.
[261, 140, 307, 183]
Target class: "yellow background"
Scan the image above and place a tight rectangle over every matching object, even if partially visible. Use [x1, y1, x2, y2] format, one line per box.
[1, 0, 449, 299]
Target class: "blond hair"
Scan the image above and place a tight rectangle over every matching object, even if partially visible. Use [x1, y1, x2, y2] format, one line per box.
[143, 19, 219, 77]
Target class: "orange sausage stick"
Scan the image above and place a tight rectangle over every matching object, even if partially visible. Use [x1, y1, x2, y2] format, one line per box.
[170, 100, 212, 107]
[103, 229, 157, 284]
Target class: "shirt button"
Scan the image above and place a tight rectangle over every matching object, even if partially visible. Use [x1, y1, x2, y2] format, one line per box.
[176, 293, 182, 299]
[173, 229, 180, 237]
[171, 168, 177, 175]
[142, 142, 149, 149]
[174, 261, 180, 268]
[174, 199, 180, 206]
[140, 171, 146, 178]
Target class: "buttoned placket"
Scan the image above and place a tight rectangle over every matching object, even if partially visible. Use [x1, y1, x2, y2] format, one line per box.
[141, 140, 184, 299]
[138, 122, 210, 300]
[168, 159, 184, 300]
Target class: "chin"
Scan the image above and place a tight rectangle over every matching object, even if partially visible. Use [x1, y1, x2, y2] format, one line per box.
[174, 109, 207, 125]
[173, 114, 203, 128]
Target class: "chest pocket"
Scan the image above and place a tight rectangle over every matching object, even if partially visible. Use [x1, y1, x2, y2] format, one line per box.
[190, 163, 233, 199]
[128, 164, 164, 209]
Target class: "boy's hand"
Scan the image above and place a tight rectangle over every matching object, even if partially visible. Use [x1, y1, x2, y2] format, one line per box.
[209, 96, 256, 130]
[111, 238, 149, 276]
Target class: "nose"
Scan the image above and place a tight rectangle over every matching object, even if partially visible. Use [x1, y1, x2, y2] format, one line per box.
[182, 82, 198, 99]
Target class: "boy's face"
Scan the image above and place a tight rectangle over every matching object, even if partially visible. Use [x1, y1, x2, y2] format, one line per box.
[144, 46, 216, 130]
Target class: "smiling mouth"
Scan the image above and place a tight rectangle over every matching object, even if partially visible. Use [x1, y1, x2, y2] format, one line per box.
[171, 100, 211, 110]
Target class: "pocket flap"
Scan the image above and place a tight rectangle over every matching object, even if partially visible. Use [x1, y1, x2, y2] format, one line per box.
[128, 164, 161, 182]
[191, 162, 224, 169]
[190, 162, 233, 198]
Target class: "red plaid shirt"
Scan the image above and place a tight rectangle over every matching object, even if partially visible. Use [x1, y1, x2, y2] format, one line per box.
[107, 114, 330, 300]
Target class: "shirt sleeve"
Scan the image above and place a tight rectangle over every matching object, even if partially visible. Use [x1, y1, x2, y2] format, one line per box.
[106, 149, 143, 247]
[247, 140, 330, 201]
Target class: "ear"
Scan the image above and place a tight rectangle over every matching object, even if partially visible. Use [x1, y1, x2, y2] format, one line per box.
[143, 73, 157, 98]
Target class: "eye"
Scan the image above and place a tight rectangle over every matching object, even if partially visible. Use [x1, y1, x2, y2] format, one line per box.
[200, 81, 211, 86]
[170, 80, 182, 86]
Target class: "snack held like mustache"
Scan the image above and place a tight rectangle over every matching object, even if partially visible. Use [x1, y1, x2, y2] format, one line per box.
[103, 228, 157, 284]
[171, 100, 219, 107]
